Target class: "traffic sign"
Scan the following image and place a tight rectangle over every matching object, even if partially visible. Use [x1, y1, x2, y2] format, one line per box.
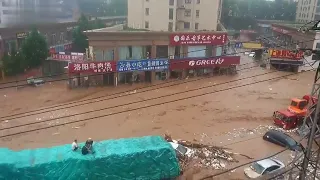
[234, 42, 243, 48]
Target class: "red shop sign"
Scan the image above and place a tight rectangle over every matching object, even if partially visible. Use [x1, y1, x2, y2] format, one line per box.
[270, 49, 303, 60]
[51, 53, 84, 63]
[170, 33, 227, 46]
[271, 26, 290, 34]
[68, 61, 116, 74]
[170, 56, 240, 70]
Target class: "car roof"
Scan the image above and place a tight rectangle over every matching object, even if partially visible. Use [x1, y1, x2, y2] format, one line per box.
[266, 129, 290, 138]
[257, 159, 281, 168]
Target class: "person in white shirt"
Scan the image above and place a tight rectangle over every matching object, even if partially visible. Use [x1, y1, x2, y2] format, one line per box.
[72, 139, 78, 151]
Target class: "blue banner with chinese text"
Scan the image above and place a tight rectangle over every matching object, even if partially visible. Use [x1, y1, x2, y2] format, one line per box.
[117, 59, 169, 72]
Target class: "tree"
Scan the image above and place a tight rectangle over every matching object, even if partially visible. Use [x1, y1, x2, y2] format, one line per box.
[21, 28, 48, 69]
[72, 14, 106, 52]
[2, 42, 25, 76]
[222, 0, 297, 30]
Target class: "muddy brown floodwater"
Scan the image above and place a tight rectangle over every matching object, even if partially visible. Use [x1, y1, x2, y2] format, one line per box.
[0, 53, 315, 179]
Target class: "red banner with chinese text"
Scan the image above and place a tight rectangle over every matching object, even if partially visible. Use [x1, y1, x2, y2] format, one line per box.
[269, 49, 303, 60]
[68, 61, 116, 74]
[170, 33, 227, 46]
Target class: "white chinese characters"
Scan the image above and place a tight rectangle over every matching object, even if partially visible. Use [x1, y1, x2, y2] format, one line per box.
[117, 60, 169, 72]
[175, 34, 226, 45]
[71, 62, 113, 73]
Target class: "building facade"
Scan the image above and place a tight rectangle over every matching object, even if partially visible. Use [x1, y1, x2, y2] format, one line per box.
[296, 0, 320, 23]
[127, 0, 222, 31]
[0, 0, 79, 27]
[67, 30, 240, 89]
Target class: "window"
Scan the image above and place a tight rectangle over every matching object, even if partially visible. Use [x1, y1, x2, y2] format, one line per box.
[185, 0, 191, 4]
[184, 22, 190, 29]
[197, 0, 200, 4]
[169, 8, 174, 20]
[263, 166, 280, 174]
[316, 43, 320, 49]
[196, 10, 200, 17]
[195, 23, 199, 30]
[145, 21, 149, 28]
[168, 22, 173, 31]
[185, 9, 191, 17]
[145, 8, 149, 15]
[169, 0, 174, 6]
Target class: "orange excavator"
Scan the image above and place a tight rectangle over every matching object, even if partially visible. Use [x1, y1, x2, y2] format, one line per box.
[273, 95, 318, 130]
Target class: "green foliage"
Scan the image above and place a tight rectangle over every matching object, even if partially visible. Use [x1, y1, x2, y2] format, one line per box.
[72, 14, 106, 52]
[21, 28, 48, 68]
[222, 0, 297, 30]
[2, 43, 25, 76]
[78, 0, 127, 17]
[1, 28, 48, 76]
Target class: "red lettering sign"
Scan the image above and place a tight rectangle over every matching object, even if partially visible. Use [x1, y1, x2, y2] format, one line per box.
[68, 61, 116, 74]
[270, 49, 303, 60]
[271, 26, 290, 34]
[51, 53, 84, 63]
[169, 56, 240, 70]
[170, 33, 227, 46]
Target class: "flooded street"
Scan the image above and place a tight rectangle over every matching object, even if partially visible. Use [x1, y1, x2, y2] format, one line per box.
[0, 54, 314, 179]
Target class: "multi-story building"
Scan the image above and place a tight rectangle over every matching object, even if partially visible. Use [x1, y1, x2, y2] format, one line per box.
[296, 0, 320, 23]
[0, 0, 79, 27]
[127, 0, 222, 31]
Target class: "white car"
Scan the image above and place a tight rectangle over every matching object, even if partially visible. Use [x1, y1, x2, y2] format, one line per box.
[244, 158, 285, 179]
[169, 141, 194, 157]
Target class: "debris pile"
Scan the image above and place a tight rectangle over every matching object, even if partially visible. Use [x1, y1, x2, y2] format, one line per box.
[164, 134, 248, 171]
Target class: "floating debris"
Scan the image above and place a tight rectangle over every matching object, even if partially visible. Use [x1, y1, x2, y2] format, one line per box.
[164, 134, 252, 172]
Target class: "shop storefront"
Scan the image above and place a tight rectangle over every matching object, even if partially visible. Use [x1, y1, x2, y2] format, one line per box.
[68, 61, 116, 88]
[170, 56, 241, 78]
[117, 59, 169, 84]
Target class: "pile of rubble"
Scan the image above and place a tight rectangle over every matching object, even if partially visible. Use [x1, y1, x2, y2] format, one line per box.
[164, 134, 250, 171]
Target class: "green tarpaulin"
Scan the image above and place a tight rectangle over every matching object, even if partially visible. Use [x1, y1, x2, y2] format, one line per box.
[0, 136, 180, 180]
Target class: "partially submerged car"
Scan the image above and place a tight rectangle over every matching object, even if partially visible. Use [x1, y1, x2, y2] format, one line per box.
[27, 76, 45, 87]
[263, 129, 304, 151]
[244, 158, 285, 179]
[169, 140, 194, 157]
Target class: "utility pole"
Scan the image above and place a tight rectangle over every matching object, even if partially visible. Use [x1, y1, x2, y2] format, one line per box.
[298, 31, 320, 179]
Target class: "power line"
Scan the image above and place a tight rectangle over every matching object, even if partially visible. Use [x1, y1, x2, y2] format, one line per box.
[0, 68, 312, 138]
[0, 37, 316, 120]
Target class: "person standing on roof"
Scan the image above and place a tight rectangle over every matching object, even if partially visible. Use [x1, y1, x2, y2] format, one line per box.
[72, 139, 78, 151]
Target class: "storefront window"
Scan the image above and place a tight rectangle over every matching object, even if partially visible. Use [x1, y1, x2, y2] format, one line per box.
[103, 49, 114, 61]
[118, 46, 131, 60]
[187, 46, 206, 57]
[156, 45, 169, 58]
[94, 49, 103, 61]
[132, 46, 143, 59]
